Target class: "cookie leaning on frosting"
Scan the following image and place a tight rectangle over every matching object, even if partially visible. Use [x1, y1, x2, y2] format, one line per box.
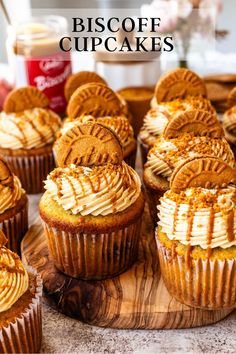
[0, 157, 28, 254]
[156, 156, 236, 309]
[0, 230, 42, 353]
[40, 122, 145, 280]
[138, 68, 215, 163]
[57, 115, 137, 167]
[0, 86, 62, 194]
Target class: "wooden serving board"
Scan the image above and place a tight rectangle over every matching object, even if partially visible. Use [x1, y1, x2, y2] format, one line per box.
[21, 208, 233, 329]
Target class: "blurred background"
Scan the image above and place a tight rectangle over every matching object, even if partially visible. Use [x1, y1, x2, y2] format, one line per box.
[0, 0, 235, 91]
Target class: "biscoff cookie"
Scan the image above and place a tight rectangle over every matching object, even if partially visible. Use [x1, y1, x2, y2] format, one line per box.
[67, 83, 123, 119]
[53, 123, 123, 167]
[170, 156, 236, 193]
[227, 87, 236, 109]
[155, 68, 206, 103]
[64, 71, 107, 102]
[163, 110, 223, 139]
[3, 86, 49, 113]
[0, 157, 14, 188]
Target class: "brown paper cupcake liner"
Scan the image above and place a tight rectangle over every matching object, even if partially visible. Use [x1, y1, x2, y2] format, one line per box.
[144, 185, 165, 225]
[0, 198, 28, 255]
[0, 267, 43, 354]
[42, 219, 142, 280]
[124, 148, 137, 168]
[3, 151, 55, 194]
[156, 237, 236, 309]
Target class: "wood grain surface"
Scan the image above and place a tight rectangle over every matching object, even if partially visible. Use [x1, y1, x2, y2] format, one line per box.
[21, 207, 233, 329]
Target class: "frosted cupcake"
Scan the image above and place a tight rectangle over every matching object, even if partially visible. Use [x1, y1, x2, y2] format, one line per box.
[0, 157, 28, 254]
[0, 230, 42, 353]
[156, 156, 236, 309]
[40, 123, 145, 280]
[0, 86, 62, 193]
[58, 115, 137, 167]
[143, 110, 228, 223]
[138, 68, 213, 163]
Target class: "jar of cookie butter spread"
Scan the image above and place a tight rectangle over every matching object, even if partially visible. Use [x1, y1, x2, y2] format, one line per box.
[7, 16, 72, 113]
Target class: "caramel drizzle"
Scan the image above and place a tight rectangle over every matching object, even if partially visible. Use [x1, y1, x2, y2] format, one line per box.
[0, 120, 27, 145]
[206, 207, 214, 259]
[38, 110, 57, 140]
[225, 209, 235, 242]
[185, 205, 194, 269]
[172, 203, 179, 234]
[24, 115, 47, 145]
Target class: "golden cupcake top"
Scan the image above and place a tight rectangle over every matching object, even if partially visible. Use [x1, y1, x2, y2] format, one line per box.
[139, 96, 215, 145]
[67, 82, 124, 119]
[0, 87, 62, 150]
[145, 133, 235, 180]
[222, 105, 236, 145]
[158, 157, 236, 251]
[0, 158, 25, 214]
[60, 115, 135, 151]
[0, 230, 28, 312]
[44, 161, 141, 216]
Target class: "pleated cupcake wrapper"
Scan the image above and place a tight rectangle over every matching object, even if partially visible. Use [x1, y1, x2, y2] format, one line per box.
[42, 219, 142, 280]
[156, 238, 236, 309]
[0, 267, 43, 354]
[144, 185, 165, 225]
[3, 151, 55, 194]
[0, 199, 28, 255]
[124, 148, 137, 169]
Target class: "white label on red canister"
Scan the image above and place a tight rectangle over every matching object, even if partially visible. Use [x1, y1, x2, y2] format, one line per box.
[25, 52, 71, 113]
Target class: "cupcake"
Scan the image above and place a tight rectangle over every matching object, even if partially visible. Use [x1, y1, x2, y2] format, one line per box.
[116, 86, 154, 137]
[143, 110, 228, 224]
[222, 105, 236, 157]
[40, 123, 145, 280]
[0, 86, 62, 194]
[0, 230, 42, 353]
[58, 115, 137, 167]
[138, 68, 214, 163]
[156, 156, 236, 309]
[0, 157, 28, 254]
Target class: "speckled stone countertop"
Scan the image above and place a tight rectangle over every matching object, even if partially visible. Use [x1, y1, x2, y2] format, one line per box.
[29, 195, 236, 354]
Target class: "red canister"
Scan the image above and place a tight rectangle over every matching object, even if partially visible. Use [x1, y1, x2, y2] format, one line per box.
[7, 16, 72, 113]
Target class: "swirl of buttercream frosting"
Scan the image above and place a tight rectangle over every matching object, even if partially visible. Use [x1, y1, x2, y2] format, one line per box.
[140, 97, 215, 145]
[158, 186, 236, 249]
[0, 175, 24, 214]
[0, 241, 28, 312]
[44, 161, 141, 216]
[222, 106, 236, 145]
[145, 134, 235, 180]
[60, 115, 135, 150]
[0, 108, 62, 150]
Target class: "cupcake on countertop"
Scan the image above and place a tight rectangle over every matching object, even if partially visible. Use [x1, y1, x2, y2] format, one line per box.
[143, 109, 230, 224]
[58, 114, 137, 167]
[0, 230, 42, 353]
[0, 157, 28, 254]
[156, 156, 236, 309]
[40, 123, 145, 280]
[0, 86, 62, 193]
[138, 68, 215, 163]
